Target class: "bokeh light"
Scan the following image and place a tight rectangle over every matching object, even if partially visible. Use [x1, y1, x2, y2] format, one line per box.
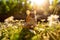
[29, 0, 45, 6]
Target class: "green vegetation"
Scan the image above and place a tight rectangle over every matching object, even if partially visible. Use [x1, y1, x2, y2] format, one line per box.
[0, 0, 60, 40]
[0, 20, 60, 40]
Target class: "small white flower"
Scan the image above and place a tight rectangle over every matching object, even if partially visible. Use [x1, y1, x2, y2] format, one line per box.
[15, 20, 19, 22]
[29, 29, 36, 34]
[54, 15, 59, 19]
[27, 1, 30, 3]
[12, 26, 18, 29]
[7, 23, 13, 27]
[39, 28, 45, 31]
[41, 19, 45, 22]
[4, 16, 14, 22]
[22, 2, 25, 6]
[20, 20, 25, 22]
[47, 15, 59, 21]
[47, 15, 59, 27]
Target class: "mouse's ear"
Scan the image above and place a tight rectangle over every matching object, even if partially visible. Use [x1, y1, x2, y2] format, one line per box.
[34, 10, 36, 14]
[26, 10, 30, 15]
